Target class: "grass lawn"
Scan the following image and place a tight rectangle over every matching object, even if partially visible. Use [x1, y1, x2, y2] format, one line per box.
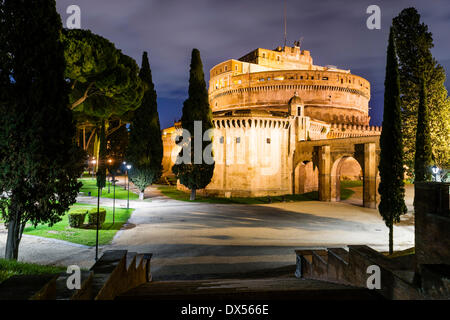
[23, 204, 134, 246]
[79, 178, 139, 200]
[158, 183, 356, 204]
[0, 259, 66, 284]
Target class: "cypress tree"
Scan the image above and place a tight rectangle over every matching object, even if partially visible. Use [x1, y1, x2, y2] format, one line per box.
[172, 49, 215, 200]
[414, 80, 433, 182]
[378, 27, 407, 255]
[127, 52, 163, 200]
[0, 0, 85, 259]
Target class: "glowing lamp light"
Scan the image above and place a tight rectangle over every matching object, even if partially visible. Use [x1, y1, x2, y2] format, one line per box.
[126, 164, 132, 170]
[431, 166, 439, 175]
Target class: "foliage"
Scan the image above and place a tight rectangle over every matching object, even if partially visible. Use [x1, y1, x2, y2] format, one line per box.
[88, 208, 107, 225]
[172, 49, 215, 199]
[414, 80, 433, 182]
[0, 259, 66, 284]
[68, 210, 87, 228]
[127, 52, 163, 195]
[106, 125, 129, 176]
[79, 178, 139, 200]
[378, 27, 407, 255]
[62, 29, 145, 123]
[392, 7, 450, 174]
[0, 0, 85, 260]
[23, 204, 133, 246]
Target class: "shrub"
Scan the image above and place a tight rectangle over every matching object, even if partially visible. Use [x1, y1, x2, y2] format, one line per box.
[68, 209, 87, 228]
[88, 208, 107, 226]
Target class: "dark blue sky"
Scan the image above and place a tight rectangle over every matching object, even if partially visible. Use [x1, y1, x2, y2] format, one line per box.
[56, 0, 450, 129]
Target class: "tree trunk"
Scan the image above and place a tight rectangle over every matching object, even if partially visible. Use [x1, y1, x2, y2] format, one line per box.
[139, 191, 145, 200]
[5, 215, 22, 260]
[190, 188, 196, 201]
[389, 223, 394, 255]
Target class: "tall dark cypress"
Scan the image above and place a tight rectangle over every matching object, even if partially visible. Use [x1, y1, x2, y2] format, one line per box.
[172, 49, 215, 200]
[414, 80, 433, 183]
[0, 0, 85, 259]
[127, 51, 163, 200]
[378, 27, 407, 255]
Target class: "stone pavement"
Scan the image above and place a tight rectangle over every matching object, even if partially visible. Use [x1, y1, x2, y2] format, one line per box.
[0, 182, 415, 280]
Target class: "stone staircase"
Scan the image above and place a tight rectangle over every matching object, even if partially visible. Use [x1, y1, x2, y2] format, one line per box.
[294, 245, 422, 299]
[0, 250, 152, 300]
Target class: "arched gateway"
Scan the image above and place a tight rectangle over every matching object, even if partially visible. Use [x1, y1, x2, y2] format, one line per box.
[293, 136, 380, 208]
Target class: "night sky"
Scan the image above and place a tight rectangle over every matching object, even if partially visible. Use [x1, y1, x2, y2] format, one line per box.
[56, 0, 450, 129]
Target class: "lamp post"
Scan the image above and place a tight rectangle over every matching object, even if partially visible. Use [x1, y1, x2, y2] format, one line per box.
[123, 161, 127, 190]
[112, 177, 117, 224]
[126, 164, 132, 209]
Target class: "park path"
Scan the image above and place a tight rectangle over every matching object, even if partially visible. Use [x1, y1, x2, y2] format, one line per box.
[0, 183, 415, 279]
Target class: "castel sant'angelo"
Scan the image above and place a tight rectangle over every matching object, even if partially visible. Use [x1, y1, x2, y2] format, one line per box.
[162, 43, 382, 201]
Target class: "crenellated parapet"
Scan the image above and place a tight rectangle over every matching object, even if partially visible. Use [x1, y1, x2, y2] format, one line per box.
[327, 123, 382, 139]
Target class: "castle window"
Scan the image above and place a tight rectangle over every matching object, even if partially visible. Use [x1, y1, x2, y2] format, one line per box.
[266, 138, 271, 144]
[235, 65, 238, 71]
[224, 66, 228, 71]
[277, 56, 280, 61]
[236, 137, 241, 143]
[298, 107, 302, 116]
[311, 76, 314, 80]
[259, 78, 265, 82]
[220, 136, 224, 144]
[322, 77, 328, 80]
[300, 76, 303, 80]
[341, 79, 344, 84]
[262, 53, 266, 58]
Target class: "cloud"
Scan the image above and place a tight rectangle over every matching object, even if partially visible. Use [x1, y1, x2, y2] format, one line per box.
[56, 0, 450, 128]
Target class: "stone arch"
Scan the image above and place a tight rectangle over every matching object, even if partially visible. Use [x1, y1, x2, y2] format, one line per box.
[331, 156, 363, 204]
[294, 161, 318, 194]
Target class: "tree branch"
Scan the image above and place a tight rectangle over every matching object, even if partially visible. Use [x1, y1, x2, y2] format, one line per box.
[70, 82, 95, 110]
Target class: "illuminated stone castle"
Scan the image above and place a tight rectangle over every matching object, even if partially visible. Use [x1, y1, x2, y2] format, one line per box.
[162, 44, 381, 197]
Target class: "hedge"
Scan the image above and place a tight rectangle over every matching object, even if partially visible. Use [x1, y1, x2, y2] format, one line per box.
[88, 208, 107, 226]
[68, 209, 88, 228]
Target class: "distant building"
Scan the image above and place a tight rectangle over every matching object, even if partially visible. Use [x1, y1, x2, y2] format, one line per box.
[162, 44, 381, 198]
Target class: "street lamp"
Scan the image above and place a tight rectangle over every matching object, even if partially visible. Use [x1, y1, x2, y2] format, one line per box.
[126, 164, 132, 209]
[123, 162, 127, 190]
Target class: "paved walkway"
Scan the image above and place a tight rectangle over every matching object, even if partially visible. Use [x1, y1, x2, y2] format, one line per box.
[0, 182, 415, 279]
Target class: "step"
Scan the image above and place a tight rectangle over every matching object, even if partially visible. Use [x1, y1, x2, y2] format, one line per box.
[126, 252, 137, 271]
[55, 270, 93, 300]
[117, 277, 382, 300]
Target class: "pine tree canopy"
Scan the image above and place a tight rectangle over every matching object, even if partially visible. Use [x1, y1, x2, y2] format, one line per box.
[62, 29, 145, 124]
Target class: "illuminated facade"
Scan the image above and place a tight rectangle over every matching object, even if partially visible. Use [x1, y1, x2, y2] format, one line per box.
[162, 44, 381, 197]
